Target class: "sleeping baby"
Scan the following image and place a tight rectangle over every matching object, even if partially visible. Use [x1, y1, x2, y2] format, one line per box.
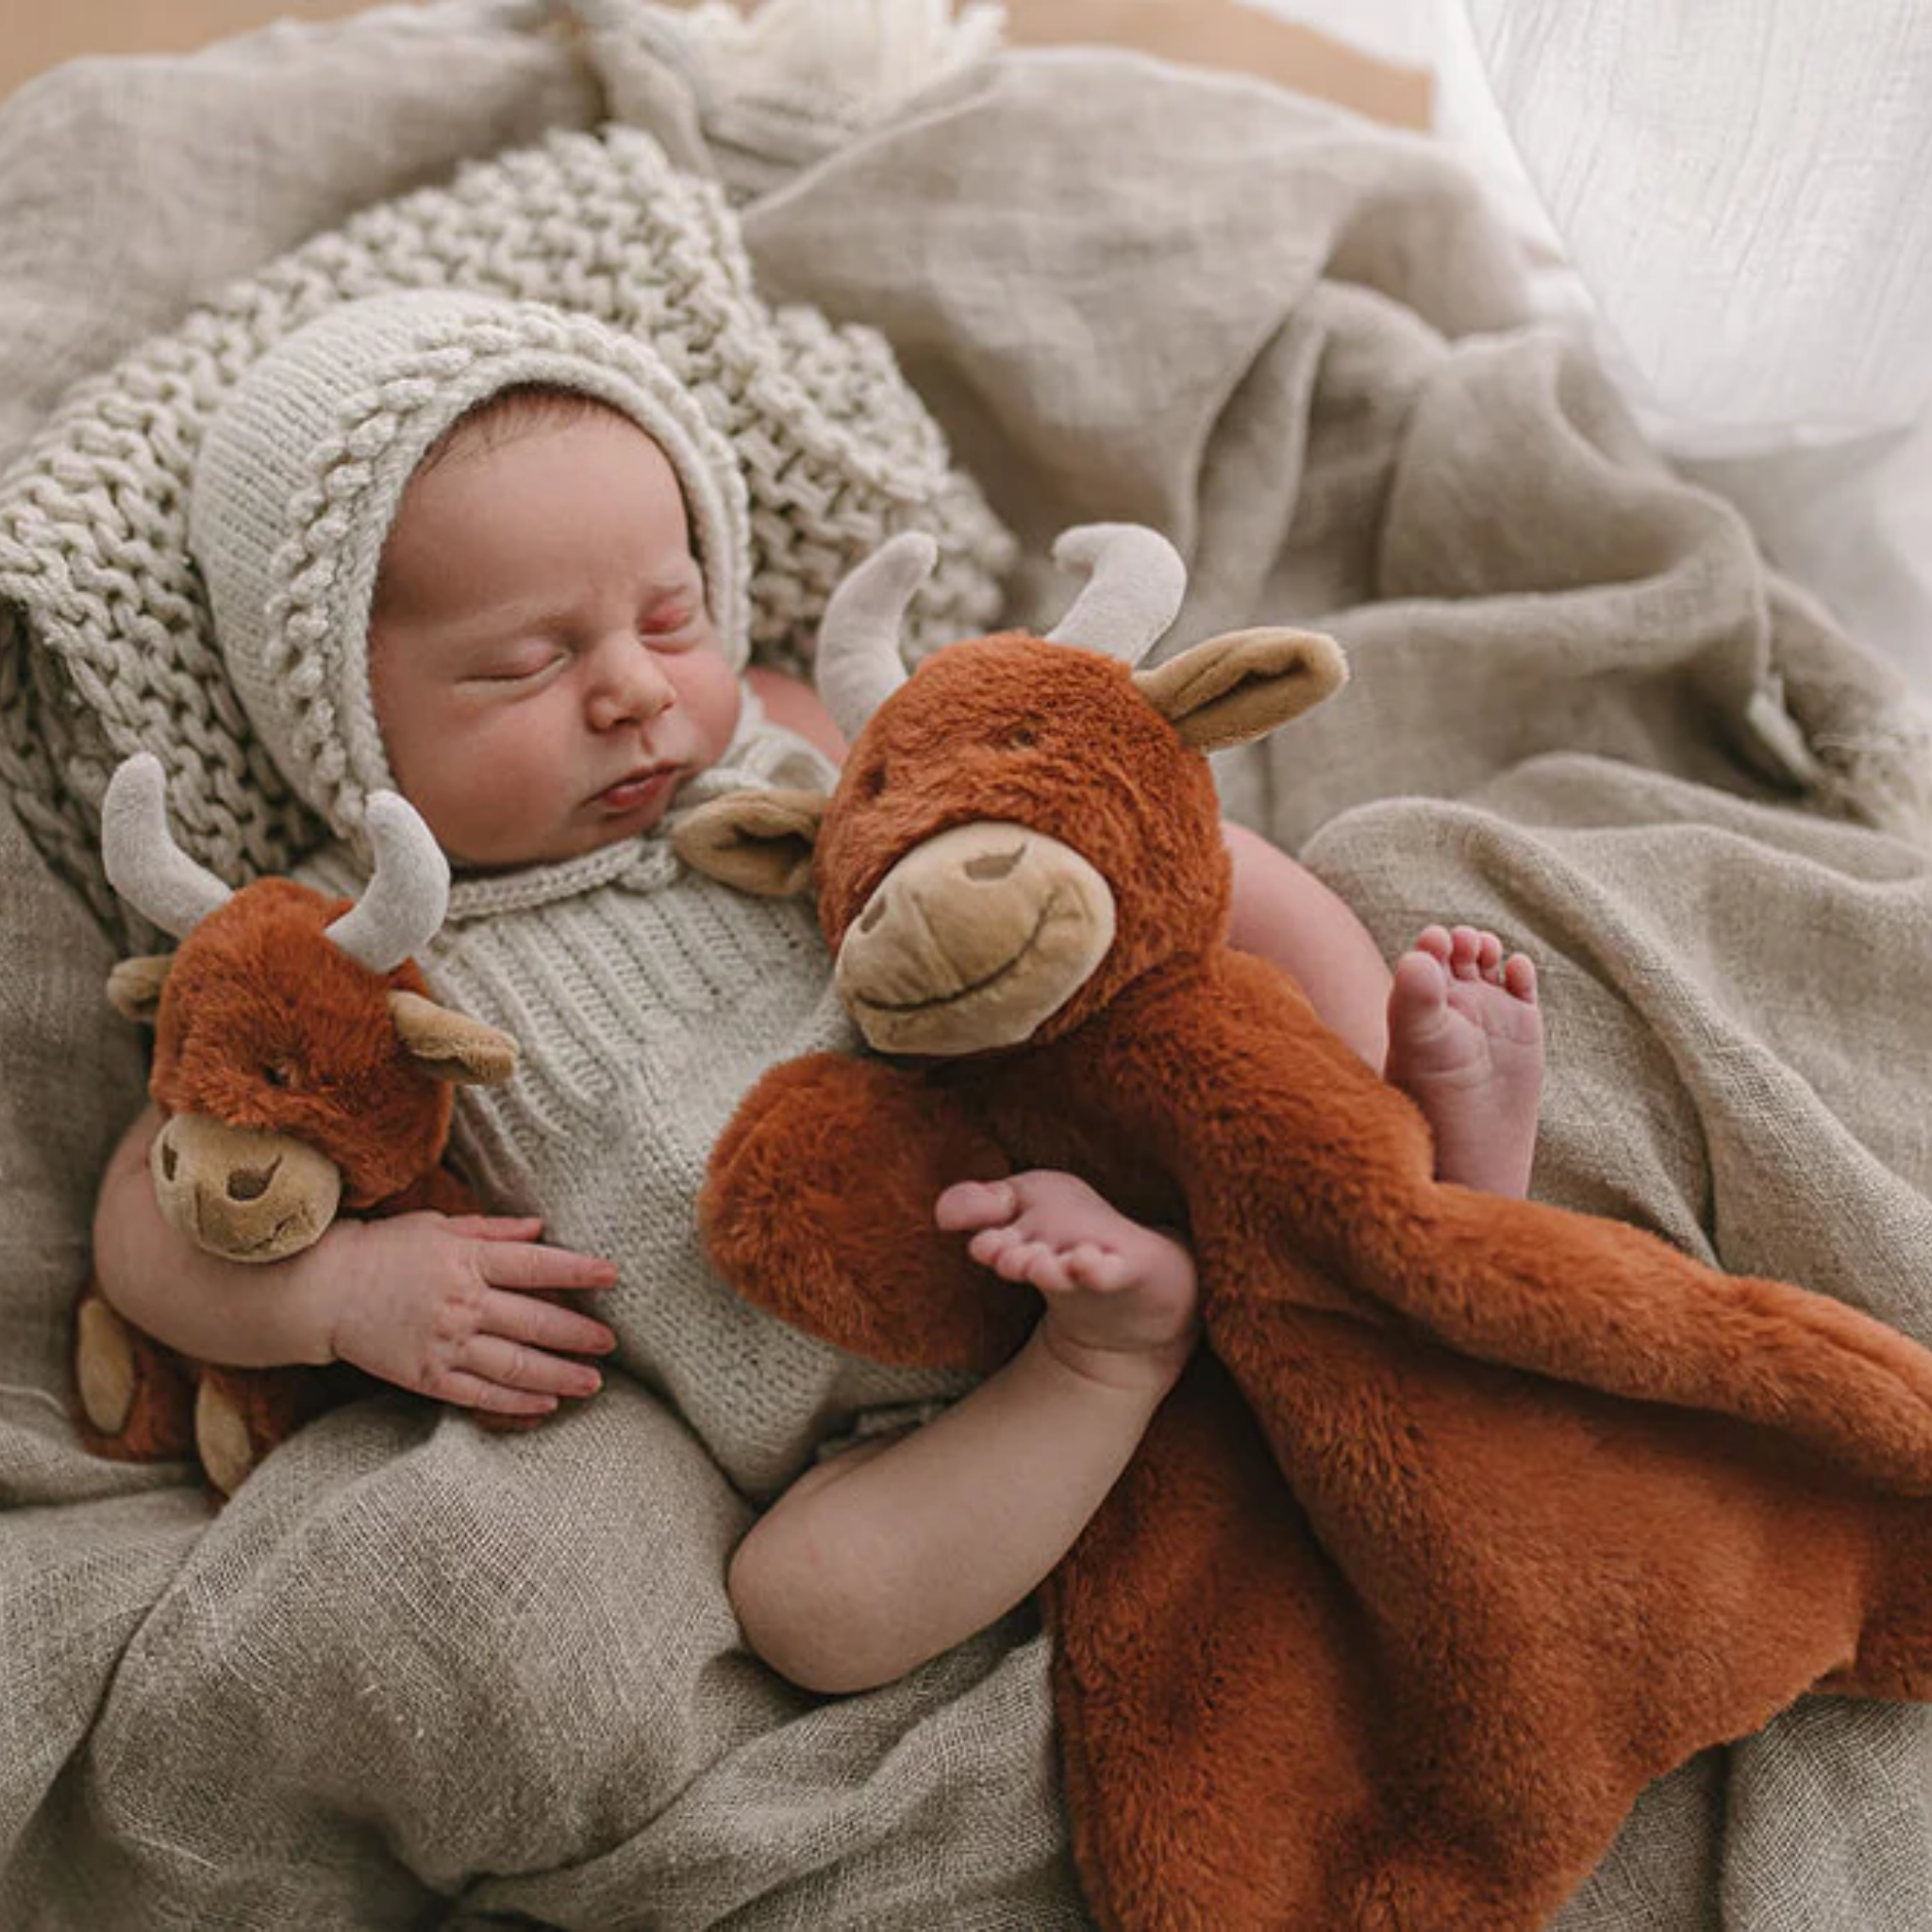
[87, 287, 1545, 1689]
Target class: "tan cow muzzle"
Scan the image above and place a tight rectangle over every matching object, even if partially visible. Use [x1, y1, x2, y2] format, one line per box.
[835, 820, 1116, 1056]
[150, 1113, 344, 1263]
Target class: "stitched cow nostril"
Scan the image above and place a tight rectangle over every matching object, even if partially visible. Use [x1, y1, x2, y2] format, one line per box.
[858, 894, 889, 934]
[226, 1158, 282, 1204]
[963, 845, 1024, 883]
[159, 1140, 177, 1183]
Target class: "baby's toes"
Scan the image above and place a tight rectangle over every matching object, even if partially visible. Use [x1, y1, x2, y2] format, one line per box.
[990, 1237, 1040, 1283]
[966, 1224, 1023, 1269]
[1063, 1243, 1127, 1293]
[1413, 924, 1454, 966]
[1453, 928, 1505, 982]
[1388, 949, 1451, 1033]
[1024, 1248, 1075, 1295]
[1502, 953, 1539, 1004]
[936, 1178, 1017, 1232]
[1448, 926, 1491, 978]
[994, 1240, 1074, 1294]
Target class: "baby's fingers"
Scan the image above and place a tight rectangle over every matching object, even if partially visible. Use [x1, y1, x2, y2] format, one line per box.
[481, 1286, 618, 1358]
[442, 1215, 546, 1241]
[433, 1371, 559, 1418]
[460, 1334, 603, 1402]
[476, 1240, 619, 1295]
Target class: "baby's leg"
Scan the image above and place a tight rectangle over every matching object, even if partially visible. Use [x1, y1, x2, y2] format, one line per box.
[1383, 925, 1543, 1198]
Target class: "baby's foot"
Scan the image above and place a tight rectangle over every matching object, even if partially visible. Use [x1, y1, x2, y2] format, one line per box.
[1383, 924, 1543, 1198]
[935, 1171, 1198, 1388]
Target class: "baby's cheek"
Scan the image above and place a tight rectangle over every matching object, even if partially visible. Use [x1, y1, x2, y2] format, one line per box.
[676, 646, 744, 762]
[475, 730, 575, 816]
[433, 711, 573, 840]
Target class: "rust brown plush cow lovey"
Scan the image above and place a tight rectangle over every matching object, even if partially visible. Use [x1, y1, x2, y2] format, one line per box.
[75, 752, 520, 1497]
[690, 526, 1932, 1932]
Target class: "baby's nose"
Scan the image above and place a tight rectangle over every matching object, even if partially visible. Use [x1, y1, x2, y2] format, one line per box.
[589, 641, 675, 728]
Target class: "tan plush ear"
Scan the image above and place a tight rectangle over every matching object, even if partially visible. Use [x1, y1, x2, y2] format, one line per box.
[1134, 627, 1348, 752]
[388, 990, 520, 1086]
[672, 789, 827, 899]
[107, 955, 174, 1024]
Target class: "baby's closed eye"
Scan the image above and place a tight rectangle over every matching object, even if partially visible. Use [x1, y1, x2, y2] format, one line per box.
[466, 642, 569, 684]
[638, 592, 701, 643]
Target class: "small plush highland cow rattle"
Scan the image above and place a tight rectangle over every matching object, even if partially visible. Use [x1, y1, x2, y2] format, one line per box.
[75, 752, 520, 1496]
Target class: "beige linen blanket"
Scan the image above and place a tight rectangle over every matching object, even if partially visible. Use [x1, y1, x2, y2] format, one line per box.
[3, 4, 1931, 1927]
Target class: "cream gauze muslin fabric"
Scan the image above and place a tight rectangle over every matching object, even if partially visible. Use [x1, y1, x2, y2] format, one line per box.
[1459, 0, 1932, 444]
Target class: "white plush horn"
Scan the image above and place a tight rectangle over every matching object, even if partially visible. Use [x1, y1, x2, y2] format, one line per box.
[1044, 524, 1188, 665]
[814, 531, 934, 741]
[101, 752, 234, 939]
[324, 791, 451, 974]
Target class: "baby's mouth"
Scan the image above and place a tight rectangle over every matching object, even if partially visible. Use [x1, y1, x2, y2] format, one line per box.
[596, 767, 678, 813]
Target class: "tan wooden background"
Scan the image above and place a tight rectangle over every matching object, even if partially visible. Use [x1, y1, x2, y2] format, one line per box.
[2, 0, 375, 101]
[1, 1, 1426, 124]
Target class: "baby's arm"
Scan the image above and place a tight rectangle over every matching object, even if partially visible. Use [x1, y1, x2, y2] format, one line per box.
[1224, 820, 1391, 1070]
[728, 1172, 1196, 1694]
[93, 1104, 619, 1416]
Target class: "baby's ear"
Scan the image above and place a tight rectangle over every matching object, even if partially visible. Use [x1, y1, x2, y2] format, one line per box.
[673, 789, 827, 898]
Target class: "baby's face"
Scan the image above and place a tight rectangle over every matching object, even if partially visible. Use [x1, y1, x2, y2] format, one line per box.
[369, 405, 741, 870]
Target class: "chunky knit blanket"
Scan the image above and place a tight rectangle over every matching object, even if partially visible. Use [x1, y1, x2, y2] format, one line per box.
[3, 4, 1932, 1929]
[0, 92, 1010, 943]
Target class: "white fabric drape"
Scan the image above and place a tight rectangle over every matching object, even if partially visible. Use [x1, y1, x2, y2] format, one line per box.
[1458, 0, 1932, 444]
[1241, 0, 1932, 691]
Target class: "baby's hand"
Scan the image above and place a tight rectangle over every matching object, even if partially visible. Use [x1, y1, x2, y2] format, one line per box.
[935, 1171, 1199, 1392]
[301, 1212, 618, 1416]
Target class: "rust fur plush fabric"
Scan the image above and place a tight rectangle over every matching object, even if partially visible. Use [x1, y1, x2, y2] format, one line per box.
[147, 880, 458, 1209]
[703, 634, 1932, 1932]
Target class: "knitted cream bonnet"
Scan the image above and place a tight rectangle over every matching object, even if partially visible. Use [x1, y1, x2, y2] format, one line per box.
[188, 289, 753, 850]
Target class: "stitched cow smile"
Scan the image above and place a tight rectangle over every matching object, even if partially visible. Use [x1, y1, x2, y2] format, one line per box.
[847, 895, 1059, 1014]
[233, 1213, 308, 1258]
[828, 820, 1121, 1057]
